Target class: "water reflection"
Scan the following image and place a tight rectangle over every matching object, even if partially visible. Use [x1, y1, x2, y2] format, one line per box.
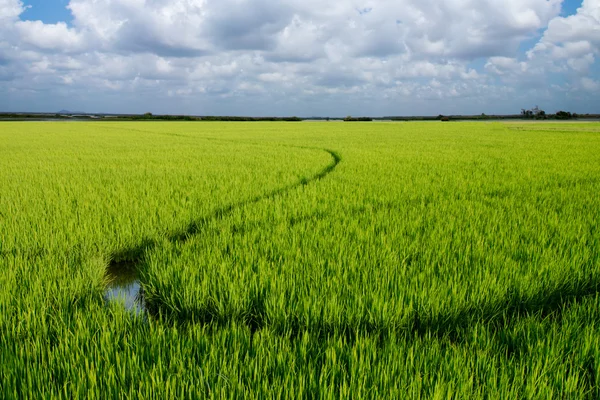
[105, 260, 144, 313]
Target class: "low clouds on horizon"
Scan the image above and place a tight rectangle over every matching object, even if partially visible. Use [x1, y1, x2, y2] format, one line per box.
[1, 0, 599, 116]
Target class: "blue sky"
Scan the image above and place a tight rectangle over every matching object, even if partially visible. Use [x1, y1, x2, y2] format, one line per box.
[561, 0, 584, 15]
[2, 0, 598, 116]
[21, 0, 73, 25]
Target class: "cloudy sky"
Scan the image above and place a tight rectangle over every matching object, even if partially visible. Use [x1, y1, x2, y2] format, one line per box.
[1, 0, 598, 116]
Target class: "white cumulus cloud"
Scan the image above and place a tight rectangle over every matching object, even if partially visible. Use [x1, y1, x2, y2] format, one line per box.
[0, 0, 598, 115]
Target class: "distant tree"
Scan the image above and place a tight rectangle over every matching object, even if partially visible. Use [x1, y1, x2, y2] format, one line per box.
[344, 116, 373, 122]
[521, 106, 546, 119]
[555, 111, 573, 120]
[521, 109, 533, 118]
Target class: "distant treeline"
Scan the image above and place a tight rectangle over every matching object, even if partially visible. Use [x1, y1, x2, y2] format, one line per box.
[343, 116, 374, 122]
[0, 113, 302, 121]
[199, 116, 302, 121]
[128, 113, 199, 121]
[0, 113, 74, 120]
[2, 112, 599, 122]
[124, 113, 303, 121]
[382, 112, 600, 121]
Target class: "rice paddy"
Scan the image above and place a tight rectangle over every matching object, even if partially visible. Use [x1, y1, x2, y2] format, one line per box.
[1, 121, 599, 398]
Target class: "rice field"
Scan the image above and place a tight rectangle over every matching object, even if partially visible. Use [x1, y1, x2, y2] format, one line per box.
[1, 121, 600, 398]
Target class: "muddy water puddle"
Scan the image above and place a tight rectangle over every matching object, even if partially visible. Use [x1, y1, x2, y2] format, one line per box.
[104, 260, 144, 313]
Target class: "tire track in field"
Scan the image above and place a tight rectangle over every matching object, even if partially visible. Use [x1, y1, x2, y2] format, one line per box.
[106, 127, 341, 310]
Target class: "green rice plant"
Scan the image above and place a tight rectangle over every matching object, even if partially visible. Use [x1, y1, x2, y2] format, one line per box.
[1, 121, 599, 398]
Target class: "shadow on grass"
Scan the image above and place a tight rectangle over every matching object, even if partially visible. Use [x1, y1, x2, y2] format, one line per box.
[142, 266, 600, 349]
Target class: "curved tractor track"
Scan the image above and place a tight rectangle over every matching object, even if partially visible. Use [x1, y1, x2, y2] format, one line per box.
[105, 130, 341, 314]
